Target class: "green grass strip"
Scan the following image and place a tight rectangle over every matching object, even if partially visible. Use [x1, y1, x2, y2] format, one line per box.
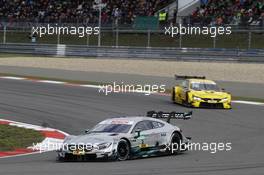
[0, 124, 44, 151]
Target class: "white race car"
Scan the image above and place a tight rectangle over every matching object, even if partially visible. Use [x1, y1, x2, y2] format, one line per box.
[57, 111, 192, 161]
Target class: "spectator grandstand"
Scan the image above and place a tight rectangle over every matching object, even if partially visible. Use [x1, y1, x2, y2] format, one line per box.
[0, 0, 262, 49]
[0, 0, 174, 24]
[1, 0, 262, 27]
[189, 0, 264, 26]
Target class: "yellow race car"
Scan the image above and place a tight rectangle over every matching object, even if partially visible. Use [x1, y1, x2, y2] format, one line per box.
[172, 75, 231, 109]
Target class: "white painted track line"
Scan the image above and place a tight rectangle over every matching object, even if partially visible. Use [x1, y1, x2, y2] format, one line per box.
[0, 76, 263, 106]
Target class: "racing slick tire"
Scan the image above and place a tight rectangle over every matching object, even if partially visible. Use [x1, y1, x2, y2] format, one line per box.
[116, 139, 130, 161]
[184, 92, 192, 107]
[56, 156, 65, 162]
[170, 132, 182, 155]
[172, 87, 176, 102]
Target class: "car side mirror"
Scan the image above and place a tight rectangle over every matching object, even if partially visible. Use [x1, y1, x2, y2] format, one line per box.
[134, 129, 141, 138]
[85, 129, 90, 134]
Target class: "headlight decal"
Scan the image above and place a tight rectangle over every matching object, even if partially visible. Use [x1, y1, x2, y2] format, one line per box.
[96, 142, 112, 150]
[193, 96, 202, 101]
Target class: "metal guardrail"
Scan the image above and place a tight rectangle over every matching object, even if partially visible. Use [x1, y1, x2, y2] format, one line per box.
[0, 43, 264, 63]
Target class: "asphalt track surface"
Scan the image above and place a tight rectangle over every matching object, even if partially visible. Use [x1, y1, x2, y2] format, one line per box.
[0, 78, 264, 175]
[1, 65, 264, 99]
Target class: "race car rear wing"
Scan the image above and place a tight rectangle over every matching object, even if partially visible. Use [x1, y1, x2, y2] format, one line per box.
[146, 111, 192, 123]
[175, 75, 206, 80]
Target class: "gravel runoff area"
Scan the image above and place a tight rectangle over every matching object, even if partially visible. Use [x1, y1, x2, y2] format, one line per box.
[0, 56, 263, 84]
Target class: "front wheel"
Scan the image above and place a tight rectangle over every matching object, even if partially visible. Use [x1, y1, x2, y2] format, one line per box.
[116, 139, 130, 161]
[184, 92, 192, 107]
[56, 156, 65, 162]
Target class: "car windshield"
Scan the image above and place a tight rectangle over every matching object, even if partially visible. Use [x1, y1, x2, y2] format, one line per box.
[89, 124, 132, 133]
[191, 83, 220, 91]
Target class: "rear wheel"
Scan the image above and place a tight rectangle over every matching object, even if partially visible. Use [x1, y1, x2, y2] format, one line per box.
[116, 139, 130, 161]
[172, 87, 176, 102]
[170, 132, 182, 155]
